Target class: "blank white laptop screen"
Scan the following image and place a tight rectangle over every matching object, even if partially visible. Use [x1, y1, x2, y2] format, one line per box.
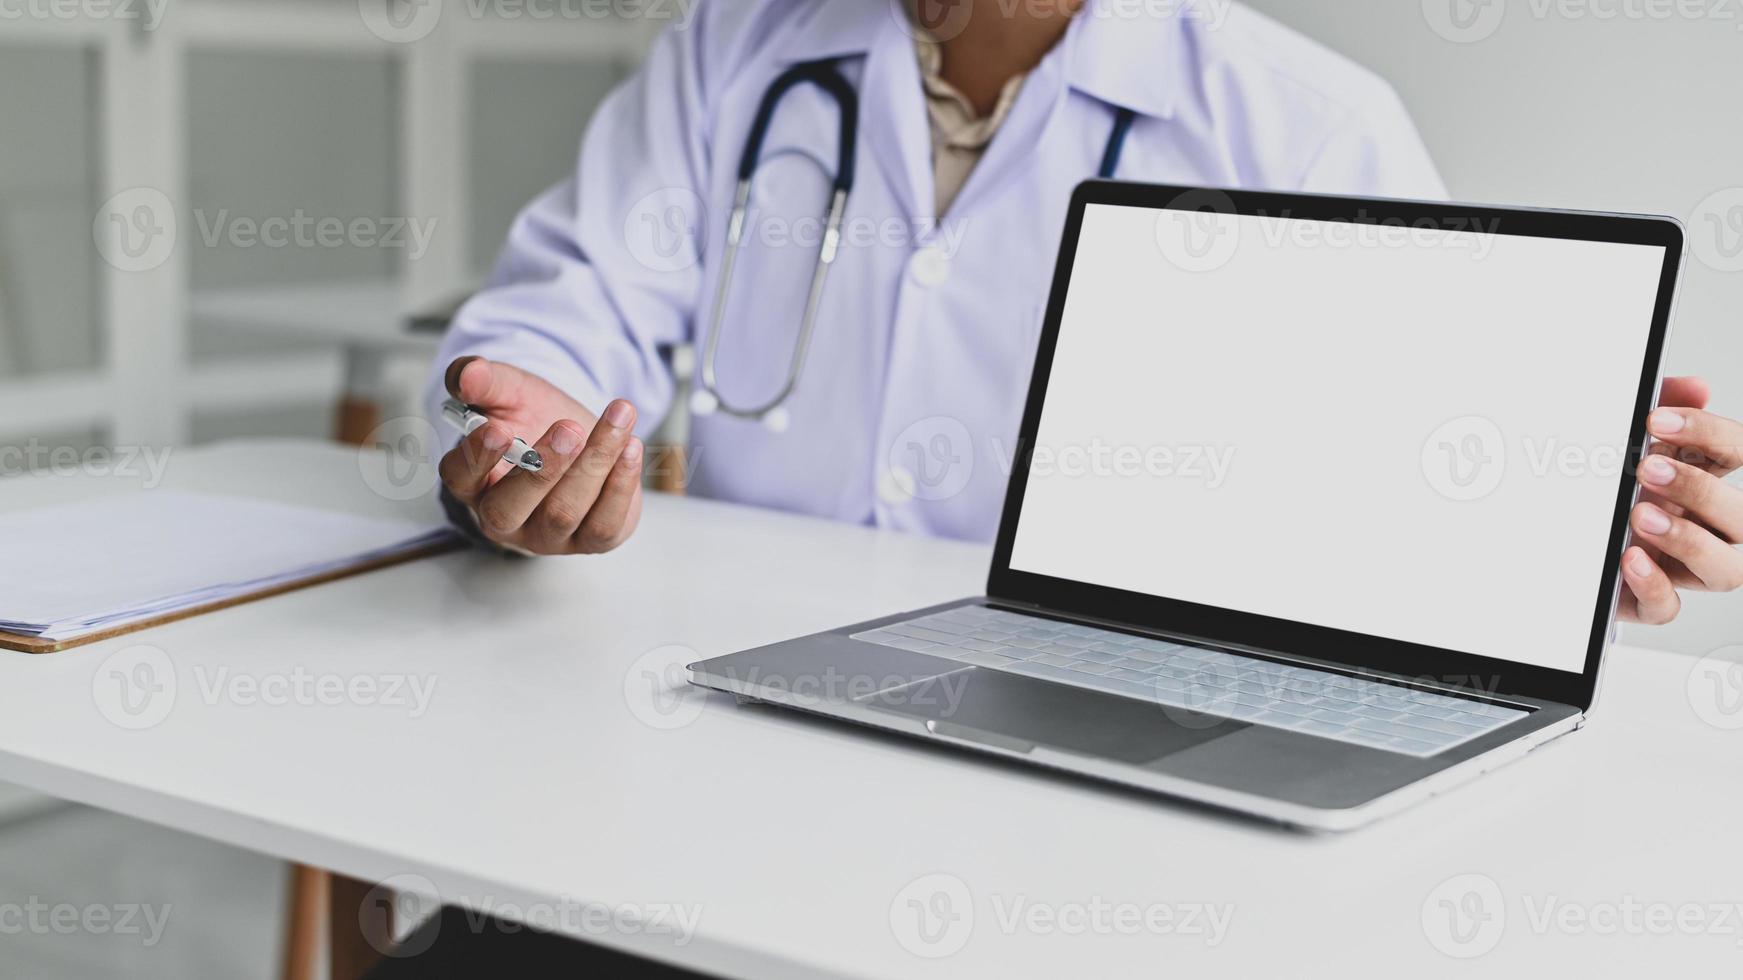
[1008, 203, 1667, 673]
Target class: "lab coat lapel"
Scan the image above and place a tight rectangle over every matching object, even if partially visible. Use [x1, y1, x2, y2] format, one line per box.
[857, 12, 936, 222]
[942, 44, 1069, 218]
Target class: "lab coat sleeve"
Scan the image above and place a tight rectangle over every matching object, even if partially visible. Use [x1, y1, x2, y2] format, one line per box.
[425, 21, 713, 437]
[1295, 85, 1449, 202]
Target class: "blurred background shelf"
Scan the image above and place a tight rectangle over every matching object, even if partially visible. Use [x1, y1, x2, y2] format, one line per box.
[0, 0, 650, 449]
[191, 278, 453, 442]
[191, 279, 457, 347]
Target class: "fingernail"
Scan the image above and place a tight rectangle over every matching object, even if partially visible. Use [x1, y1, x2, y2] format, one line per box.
[622, 438, 644, 464]
[481, 426, 510, 453]
[1649, 409, 1685, 435]
[1627, 549, 1655, 578]
[1636, 503, 1672, 535]
[1640, 456, 1676, 486]
[604, 400, 634, 429]
[551, 425, 581, 456]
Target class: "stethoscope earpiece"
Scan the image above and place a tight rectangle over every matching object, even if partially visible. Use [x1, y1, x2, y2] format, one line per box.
[689, 388, 720, 418]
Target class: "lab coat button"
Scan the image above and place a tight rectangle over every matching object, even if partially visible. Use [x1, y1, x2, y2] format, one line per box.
[878, 464, 918, 505]
[909, 247, 951, 287]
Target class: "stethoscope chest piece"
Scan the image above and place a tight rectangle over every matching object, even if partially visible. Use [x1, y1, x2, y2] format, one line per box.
[689, 387, 791, 433]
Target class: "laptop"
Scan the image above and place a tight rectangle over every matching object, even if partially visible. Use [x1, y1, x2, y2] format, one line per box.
[688, 181, 1684, 831]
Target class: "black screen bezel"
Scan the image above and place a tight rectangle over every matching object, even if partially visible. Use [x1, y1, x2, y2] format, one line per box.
[987, 181, 1684, 711]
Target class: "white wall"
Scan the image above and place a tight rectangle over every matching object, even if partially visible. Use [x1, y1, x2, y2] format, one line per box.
[1241, 0, 1743, 657]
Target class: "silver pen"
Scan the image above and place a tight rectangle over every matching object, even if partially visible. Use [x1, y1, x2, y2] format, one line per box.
[440, 398, 544, 472]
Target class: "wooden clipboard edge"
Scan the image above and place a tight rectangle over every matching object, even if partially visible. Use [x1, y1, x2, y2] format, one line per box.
[0, 536, 465, 655]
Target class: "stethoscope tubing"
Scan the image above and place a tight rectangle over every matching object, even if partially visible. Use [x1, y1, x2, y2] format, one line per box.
[694, 57, 1136, 429]
[698, 60, 859, 426]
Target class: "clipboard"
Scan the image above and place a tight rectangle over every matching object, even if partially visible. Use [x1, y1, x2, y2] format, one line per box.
[0, 537, 461, 655]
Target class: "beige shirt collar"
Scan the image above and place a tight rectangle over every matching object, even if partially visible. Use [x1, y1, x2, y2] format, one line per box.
[914, 34, 1030, 215]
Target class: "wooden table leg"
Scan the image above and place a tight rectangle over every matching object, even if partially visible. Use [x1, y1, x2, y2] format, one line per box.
[279, 864, 325, 980]
[649, 443, 688, 495]
[334, 395, 383, 447]
[279, 866, 395, 980]
[334, 344, 388, 447]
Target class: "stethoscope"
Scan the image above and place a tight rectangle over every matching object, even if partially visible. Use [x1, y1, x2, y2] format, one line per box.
[690, 57, 1137, 432]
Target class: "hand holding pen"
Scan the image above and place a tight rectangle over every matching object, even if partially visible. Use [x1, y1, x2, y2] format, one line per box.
[436, 356, 647, 556]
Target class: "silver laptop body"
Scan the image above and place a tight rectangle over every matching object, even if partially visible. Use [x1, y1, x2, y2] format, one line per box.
[690, 182, 1684, 831]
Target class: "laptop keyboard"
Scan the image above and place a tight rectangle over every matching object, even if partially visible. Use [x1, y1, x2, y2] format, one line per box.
[851, 606, 1527, 758]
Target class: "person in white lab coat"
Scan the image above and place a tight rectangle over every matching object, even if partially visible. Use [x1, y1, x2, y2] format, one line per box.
[432, 0, 1739, 645]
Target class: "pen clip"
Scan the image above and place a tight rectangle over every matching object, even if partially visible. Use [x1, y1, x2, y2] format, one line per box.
[440, 398, 483, 435]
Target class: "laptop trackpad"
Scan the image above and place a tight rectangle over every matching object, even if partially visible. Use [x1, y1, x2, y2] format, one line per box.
[856, 666, 1244, 766]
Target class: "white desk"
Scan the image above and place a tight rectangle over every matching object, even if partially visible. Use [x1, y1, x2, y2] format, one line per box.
[0, 441, 1738, 978]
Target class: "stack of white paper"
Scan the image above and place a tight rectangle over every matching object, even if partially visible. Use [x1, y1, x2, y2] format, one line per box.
[0, 491, 454, 641]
